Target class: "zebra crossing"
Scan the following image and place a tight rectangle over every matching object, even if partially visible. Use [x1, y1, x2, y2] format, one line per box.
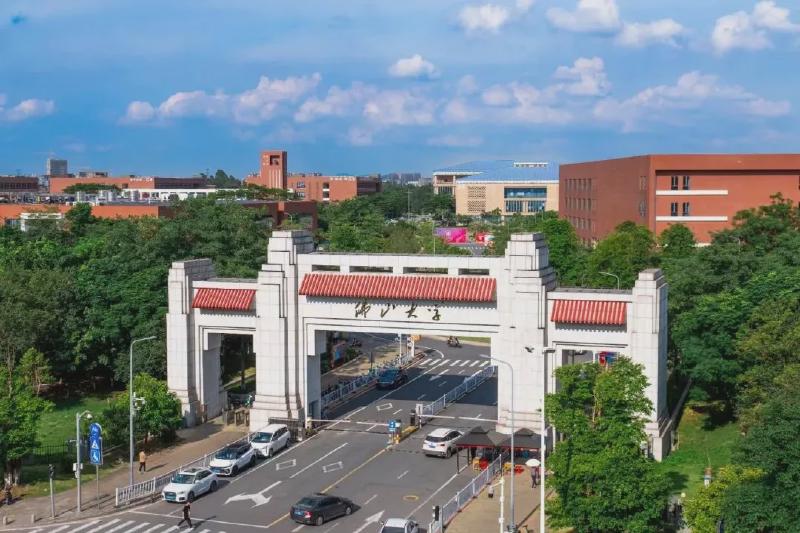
[37, 518, 226, 533]
[417, 358, 490, 368]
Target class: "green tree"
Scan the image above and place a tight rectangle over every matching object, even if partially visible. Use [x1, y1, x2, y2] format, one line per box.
[584, 221, 658, 289]
[545, 358, 670, 533]
[18, 348, 53, 396]
[210, 169, 241, 188]
[658, 223, 696, 259]
[62, 183, 121, 194]
[684, 465, 763, 533]
[100, 374, 182, 448]
[0, 356, 51, 485]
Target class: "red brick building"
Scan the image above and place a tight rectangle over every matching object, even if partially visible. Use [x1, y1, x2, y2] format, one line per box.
[560, 154, 800, 245]
[286, 174, 381, 202]
[244, 150, 288, 189]
[0, 175, 39, 196]
[49, 175, 208, 194]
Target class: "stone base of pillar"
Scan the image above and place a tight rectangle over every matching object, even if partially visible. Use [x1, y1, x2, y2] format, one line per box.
[181, 398, 202, 428]
[646, 415, 672, 461]
[249, 394, 304, 431]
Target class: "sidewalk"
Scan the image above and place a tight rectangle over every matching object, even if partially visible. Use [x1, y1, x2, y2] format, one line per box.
[445, 470, 549, 533]
[0, 418, 247, 529]
[321, 341, 401, 390]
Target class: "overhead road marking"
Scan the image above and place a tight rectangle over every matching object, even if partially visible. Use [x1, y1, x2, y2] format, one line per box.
[276, 458, 297, 471]
[376, 402, 393, 411]
[132, 511, 274, 530]
[397, 469, 409, 479]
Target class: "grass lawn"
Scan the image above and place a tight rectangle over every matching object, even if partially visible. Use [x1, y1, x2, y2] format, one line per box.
[37, 394, 115, 446]
[20, 460, 123, 498]
[659, 406, 740, 497]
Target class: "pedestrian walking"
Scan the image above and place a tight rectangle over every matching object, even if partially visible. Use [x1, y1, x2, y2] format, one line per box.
[138, 450, 147, 473]
[177, 501, 193, 528]
[531, 466, 540, 487]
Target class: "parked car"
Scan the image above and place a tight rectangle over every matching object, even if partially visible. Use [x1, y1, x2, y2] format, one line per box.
[250, 423, 291, 458]
[380, 518, 420, 533]
[161, 467, 217, 503]
[422, 428, 463, 458]
[290, 494, 354, 526]
[209, 442, 256, 476]
[376, 368, 408, 389]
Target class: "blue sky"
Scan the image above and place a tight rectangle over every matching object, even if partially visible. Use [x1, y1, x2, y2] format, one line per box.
[1, 0, 799, 177]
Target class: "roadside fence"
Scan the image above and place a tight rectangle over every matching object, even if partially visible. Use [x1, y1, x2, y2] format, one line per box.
[428, 453, 505, 533]
[418, 365, 496, 425]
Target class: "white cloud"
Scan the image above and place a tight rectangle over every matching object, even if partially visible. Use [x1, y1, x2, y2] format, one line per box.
[482, 85, 513, 106]
[388, 54, 439, 79]
[516, 0, 535, 13]
[458, 4, 510, 33]
[712, 1, 800, 54]
[457, 75, 479, 95]
[546, 0, 620, 33]
[122, 74, 320, 125]
[294, 82, 376, 123]
[363, 90, 435, 126]
[0, 96, 55, 121]
[427, 134, 483, 147]
[616, 19, 685, 48]
[441, 98, 474, 123]
[594, 71, 790, 131]
[552, 57, 610, 96]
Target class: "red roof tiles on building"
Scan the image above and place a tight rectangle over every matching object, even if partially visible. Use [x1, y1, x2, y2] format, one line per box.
[192, 288, 256, 311]
[551, 300, 627, 326]
[299, 273, 496, 302]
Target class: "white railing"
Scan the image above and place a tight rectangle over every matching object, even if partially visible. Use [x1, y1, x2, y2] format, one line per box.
[428, 454, 505, 533]
[320, 349, 418, 409]
[418, 365, 496, 424]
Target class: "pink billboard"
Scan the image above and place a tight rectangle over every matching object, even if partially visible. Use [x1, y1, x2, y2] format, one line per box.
[435, 227, 468, 244]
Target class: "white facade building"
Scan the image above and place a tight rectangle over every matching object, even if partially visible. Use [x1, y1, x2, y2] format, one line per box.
[167, 230, 672, 459]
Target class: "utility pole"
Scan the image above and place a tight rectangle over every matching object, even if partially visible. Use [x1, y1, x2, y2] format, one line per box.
[48, 464, 55, 518]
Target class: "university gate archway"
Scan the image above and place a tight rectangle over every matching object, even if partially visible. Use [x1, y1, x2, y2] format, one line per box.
[167, 230, 672, 458]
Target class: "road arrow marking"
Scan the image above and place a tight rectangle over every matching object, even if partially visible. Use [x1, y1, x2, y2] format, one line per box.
[352, 510, 385, 533]
[276, 458, 297, 471]
[225, 480, 281, 507]
[376, 402, 393, 411]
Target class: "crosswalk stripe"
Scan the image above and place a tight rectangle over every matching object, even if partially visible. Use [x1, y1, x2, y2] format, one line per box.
[419, 359, 433, 366]
[469, 360, 480, 367]
[480, 361, 489, 367]
[142, 525, 167, 533]
[84, 519, 120, 533]
[433, 359, 448, 366]
[66, 521, 101, 532]
[124, 523, 152, 532]
[105, 520, 135, 532]
[196, 529, 211, 533]
[448, 359, 461, 366]
[49, 526, 71, 533]
[459, 360, 471, 367]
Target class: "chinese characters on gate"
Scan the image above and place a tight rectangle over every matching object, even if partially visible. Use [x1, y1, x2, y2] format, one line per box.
[355, 299, 441, 321]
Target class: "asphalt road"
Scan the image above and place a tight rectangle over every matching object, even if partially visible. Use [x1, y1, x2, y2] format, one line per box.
[26, 337, 496, 533]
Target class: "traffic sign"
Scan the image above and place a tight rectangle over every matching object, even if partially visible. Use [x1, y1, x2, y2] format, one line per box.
[88, 423, 103, 466]
[388, 420, 397, 432]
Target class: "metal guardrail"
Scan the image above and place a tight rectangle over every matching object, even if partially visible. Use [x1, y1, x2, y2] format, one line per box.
[428, 454, 505, 533]
[320, 350, 417, 408]
[418, 365, 496, 425]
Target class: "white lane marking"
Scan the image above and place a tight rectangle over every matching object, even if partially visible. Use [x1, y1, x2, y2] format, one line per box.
[322, 461, 344, 473]
[480, 361, 490, 367]
[418, 359, 433, 366]
[292, 525, 305, 532]
[469, 360, 480, 367]
[142, 525, 167, 533]
[392, 408, 403, 415]
[115, 523, 150, 533]
[364, 494, 379, 505]
[397, 469, 409, 479]
[48, 526, 71, 533]
[406, 472, 460, 519]
[433, 359, 448, 367]
[376, 402, 393, 411]
[290, 442, 349, 479]
[65, 521, 102, 532]
[448, 360, 461, 367]
[132, 511, 274, 530]
[231, 428, 324, 484]
[438, 381, 447, 387]
[459, 360, 471, 367]
[276, 458, 297, 471]
[196, 530, 211, 533]
[366, 423, 379, 432]
[322, 523, 340, 533]
[84, 520, 121, 533]
[417, 394, 426, 400]
[160, 527, 179, 533]
[458, 369, 466, 375]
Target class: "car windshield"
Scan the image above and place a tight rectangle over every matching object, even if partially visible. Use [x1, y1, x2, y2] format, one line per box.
[215, 449, 238, 459]
[252, 432, 272, 443]
[426, 435, 447, 443]
[379, 370, 397, 380]
[172, 474, 196, 484]
[381, 527, 406, 533]
[297, 497, 322, 508]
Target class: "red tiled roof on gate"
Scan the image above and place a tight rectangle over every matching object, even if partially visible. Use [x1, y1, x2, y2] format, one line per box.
[192, 288, 256, 311]
[299, 273, 496, 302]
[550, 300, 627, 326]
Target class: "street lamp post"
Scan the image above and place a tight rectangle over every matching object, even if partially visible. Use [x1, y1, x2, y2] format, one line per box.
[540, 347, 556, 533]
[599, 271, 620, 290]
[480, 354, 515, 532]
[129, 336, 157, 486]
[75, 410, 92, 515]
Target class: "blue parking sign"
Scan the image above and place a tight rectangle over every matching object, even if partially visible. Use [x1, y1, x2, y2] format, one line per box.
[388, 420, 397, 432]
[88, 422, 103, 466]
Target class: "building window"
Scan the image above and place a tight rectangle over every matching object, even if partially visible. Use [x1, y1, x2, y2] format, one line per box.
[639, 176, 647, 191]
[670, 202, 678, 217]
[527, 200, 545, 212]
[682, 202, 691, 216]
[682, 175, 690, 190]
[671, 176, 678, 190]
[505, 200, 524, 213]
[504, 187, 547, 199]
[295, 181, 305, 189]
[468, 186, 486, 199]
[639, 201, 646, 217]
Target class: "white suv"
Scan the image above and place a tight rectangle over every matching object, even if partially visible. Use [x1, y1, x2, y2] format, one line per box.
[380, 518, 420, 533]
[209, 442, 257, 476]
[250, 424, 291, 458]
[162, 467, 217, 503]
[422, 428, 463, 458]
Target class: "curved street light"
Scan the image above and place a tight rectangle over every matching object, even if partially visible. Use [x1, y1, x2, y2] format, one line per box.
[76, 410, 93, 515]
[599, 271, 620, 290]
[129, 336, 157, 485]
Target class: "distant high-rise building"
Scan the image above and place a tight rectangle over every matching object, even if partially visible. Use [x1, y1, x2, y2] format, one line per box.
[46, 158, 68, 176]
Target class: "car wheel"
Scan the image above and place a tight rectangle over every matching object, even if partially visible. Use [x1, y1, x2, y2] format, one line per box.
[344, 505, 352, 516]
[250, 455, 256, 467]
[210, 481, 217, 493]
[232, 465, 239, 476]
[445, 447, 452, 458]
[315, 515, 324, 526]
[187, 491, 195, 503]
[266, 447, 272, 458]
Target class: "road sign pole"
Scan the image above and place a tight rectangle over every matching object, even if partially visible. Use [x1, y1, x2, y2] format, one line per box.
[48, 465, 55, 518]
[96, 465, 99, 510]
[76, 413, 81, 515]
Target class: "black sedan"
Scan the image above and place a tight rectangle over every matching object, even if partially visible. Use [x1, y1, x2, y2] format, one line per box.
[290, 494, 354, 526]
[376, 368, 408, 389]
